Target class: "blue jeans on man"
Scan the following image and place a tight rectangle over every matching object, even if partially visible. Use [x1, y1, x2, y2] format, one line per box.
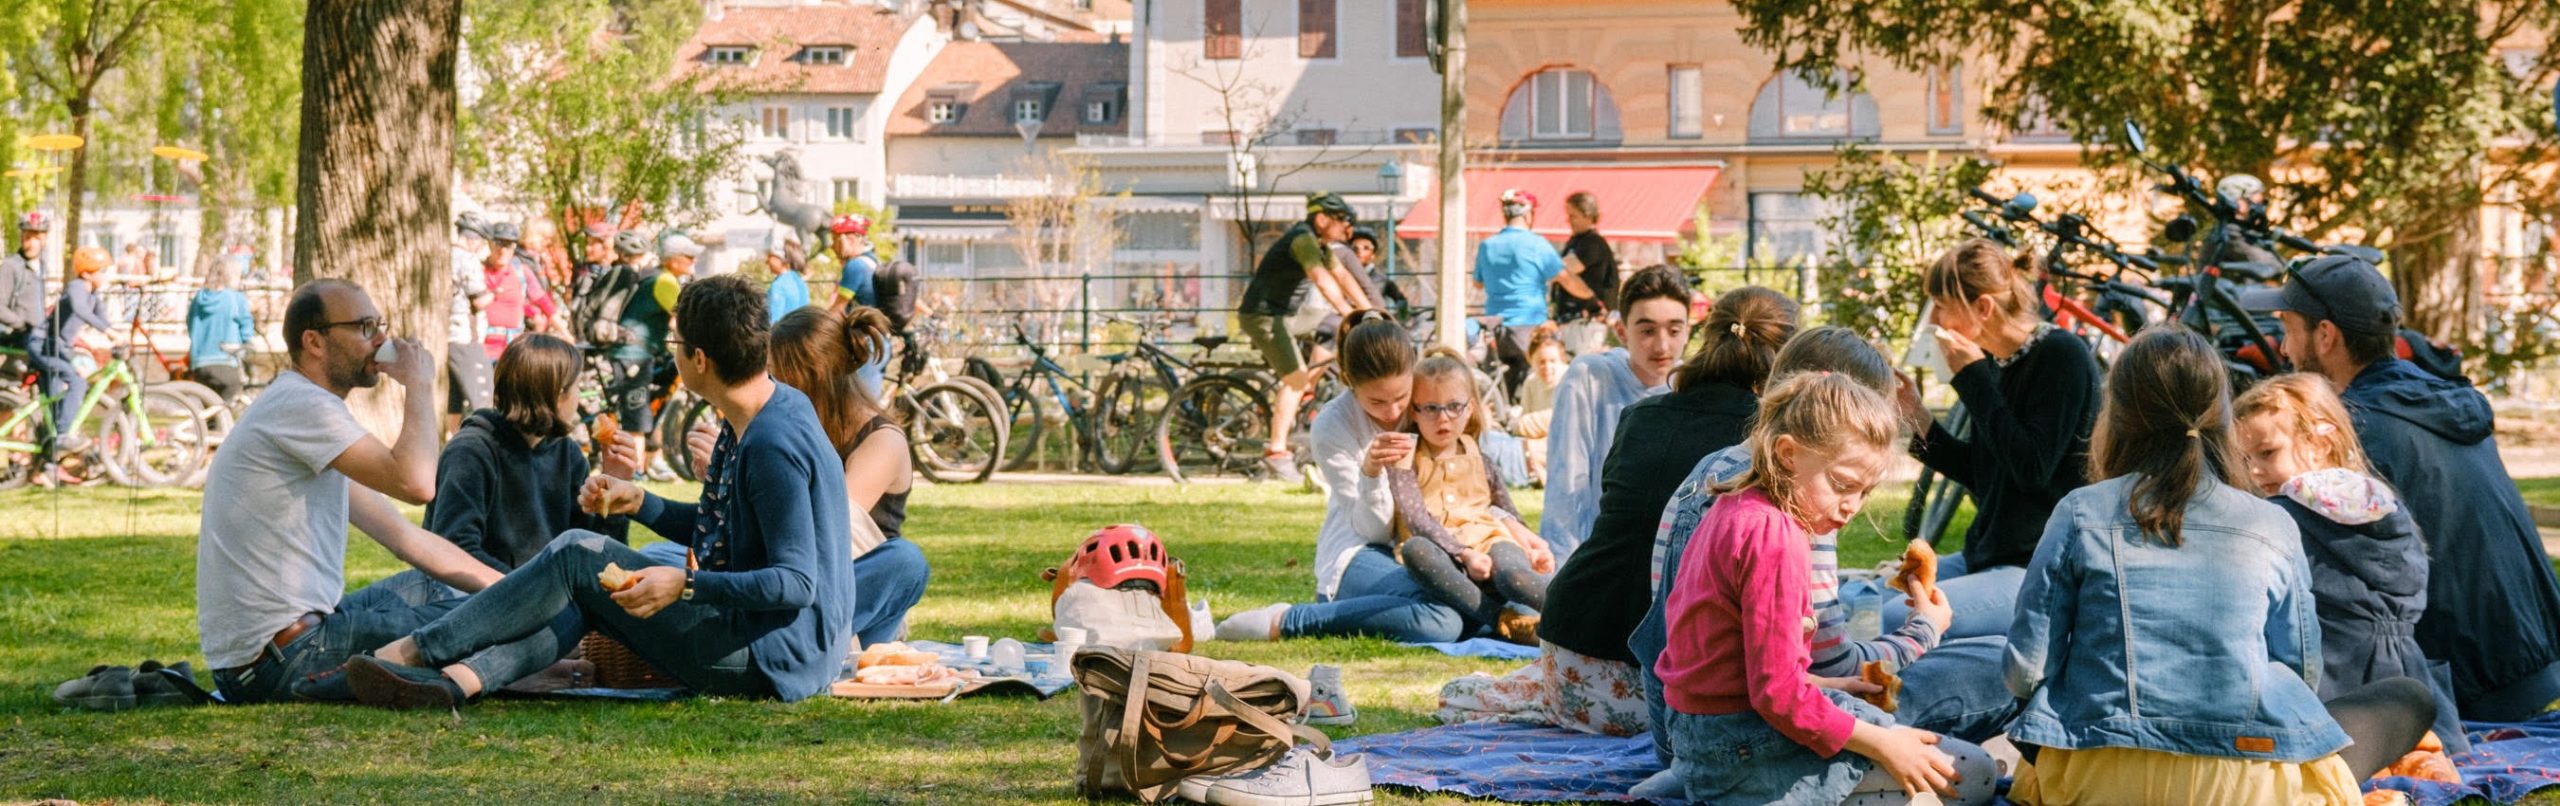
[417, 531, 770, 696]
[210, 569, 465, 704]
[640, 534, 928, 648]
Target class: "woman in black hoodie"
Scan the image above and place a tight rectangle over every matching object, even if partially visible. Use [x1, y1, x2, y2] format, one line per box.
[428, 334, 633, 572]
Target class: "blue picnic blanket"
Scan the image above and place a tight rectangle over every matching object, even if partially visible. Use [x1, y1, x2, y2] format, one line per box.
[1404, 638, 1543, 661]
[846, 640, 1078, 699]
[1336, 722, 1663, 803]
[2371, 713, 2560, 806]
[1348, 715, 2560, 805]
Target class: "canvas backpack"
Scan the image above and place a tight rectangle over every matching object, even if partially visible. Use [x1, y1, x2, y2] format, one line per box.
[1070, 646, 1324, 803]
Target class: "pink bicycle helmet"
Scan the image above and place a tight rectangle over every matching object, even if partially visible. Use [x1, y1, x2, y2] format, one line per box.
[1073, 524, 1168, 589]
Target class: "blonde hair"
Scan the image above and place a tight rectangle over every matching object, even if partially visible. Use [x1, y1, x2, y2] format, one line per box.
[2234, 373, 2372, 477]
[1926, 238, 2040, 324]
[1716, 371, 1906, 528]
[1411, 347, 1488, 439]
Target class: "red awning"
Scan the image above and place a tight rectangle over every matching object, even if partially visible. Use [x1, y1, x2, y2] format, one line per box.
[1398, 165, 1721, 243]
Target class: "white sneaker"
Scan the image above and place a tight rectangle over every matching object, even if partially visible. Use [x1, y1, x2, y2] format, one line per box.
[1192, 745, 1374, 806]
[1301, 664, 1356, 726]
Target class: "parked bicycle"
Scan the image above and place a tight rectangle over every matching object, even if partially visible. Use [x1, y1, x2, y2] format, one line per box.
[973, 318, 1186, 475]
[0, 346, 209, 489]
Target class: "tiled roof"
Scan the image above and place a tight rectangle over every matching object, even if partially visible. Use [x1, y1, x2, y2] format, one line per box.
[675, 3, 915, 95]
[884, 40, 1130, 137]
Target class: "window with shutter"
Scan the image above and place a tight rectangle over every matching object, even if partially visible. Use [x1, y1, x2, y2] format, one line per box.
[1205, 0, 1242, 60]
[1300, 0, 1336, 59]
[1396, 0, 1427, 58]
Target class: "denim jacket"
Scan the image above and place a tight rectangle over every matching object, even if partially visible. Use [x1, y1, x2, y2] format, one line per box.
[2004, 474, 2350, 763]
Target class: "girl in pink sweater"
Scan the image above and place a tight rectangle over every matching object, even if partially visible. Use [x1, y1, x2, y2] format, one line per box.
[1656, 371, 1991, 804]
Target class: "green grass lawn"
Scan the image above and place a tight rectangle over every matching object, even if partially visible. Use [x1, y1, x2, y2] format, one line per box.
[0, 479, 1957, 804]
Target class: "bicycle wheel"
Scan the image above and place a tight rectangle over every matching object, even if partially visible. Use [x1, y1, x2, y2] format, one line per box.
[1092, 371, 1168, 475]
[1902, 404, 1972, 546]
[908, 381, 1004, 484]
[659, 393, 712, 482]
[157, 381, 232, 488]
[0, 391, 35, 490]
[108, 389, 209, 487]
[1154, 374, 1271, 484]
[1000, 385, 1047, 472]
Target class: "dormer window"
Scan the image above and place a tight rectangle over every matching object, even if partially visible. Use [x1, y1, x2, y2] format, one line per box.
[1084, 99, 1117, 124]
[706, 46, 754, 66]
[1014, 98, 1046, 124]
[929, 96, 966, 124]
[800, 46, 846, 65]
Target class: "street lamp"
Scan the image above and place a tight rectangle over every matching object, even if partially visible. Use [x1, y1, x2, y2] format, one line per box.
[1376, 159, 1403, 284]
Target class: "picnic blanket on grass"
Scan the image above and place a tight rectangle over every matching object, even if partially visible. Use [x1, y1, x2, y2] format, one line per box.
[2372, 713, 2560, 806]
[1346, 715, 2560, 805]
[1403, 638, 1542, 661]
[1335, 722, 1662, 803]
[828, 640, 1076, 701]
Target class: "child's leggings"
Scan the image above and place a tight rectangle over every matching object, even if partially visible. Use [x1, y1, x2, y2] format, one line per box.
[1399, 537, 1546, 623]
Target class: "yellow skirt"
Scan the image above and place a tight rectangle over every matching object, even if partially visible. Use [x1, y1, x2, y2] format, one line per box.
[2010, 746, 2362, 806]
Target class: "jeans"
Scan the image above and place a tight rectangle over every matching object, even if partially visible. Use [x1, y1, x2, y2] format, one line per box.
[413, 531, 770, 697]
[29, 351, 83, 451]
[1874, 554, 2026, 641]
[646, 538, 925, 647]
[1666, 689, 1884, 804]
[210, 569, 464, 704]
[1281, 544, 1467, 643]
[848, 538, 928, 646]
[1895, 636, 2025, 744]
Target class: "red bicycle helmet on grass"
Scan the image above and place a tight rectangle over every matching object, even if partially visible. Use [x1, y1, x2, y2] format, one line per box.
[1041, 524, 1195, 652]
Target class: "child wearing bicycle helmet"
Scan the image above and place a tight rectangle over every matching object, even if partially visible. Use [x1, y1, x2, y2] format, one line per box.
[28, 246, 119, 462]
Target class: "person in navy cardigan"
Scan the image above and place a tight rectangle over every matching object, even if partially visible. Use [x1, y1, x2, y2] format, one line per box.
[340, 275, 855, 708]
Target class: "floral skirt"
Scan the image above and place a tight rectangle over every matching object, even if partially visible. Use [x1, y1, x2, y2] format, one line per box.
[1436, 641, 1651, 737]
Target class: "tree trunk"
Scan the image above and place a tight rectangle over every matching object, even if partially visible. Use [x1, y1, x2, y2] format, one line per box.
[2389, 199, 2484, 351]
[296, 0, 460, 436]
[62, 105, 91, 285]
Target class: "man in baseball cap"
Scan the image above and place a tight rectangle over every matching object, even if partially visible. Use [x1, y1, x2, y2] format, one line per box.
[2253, 254, 2560, 721]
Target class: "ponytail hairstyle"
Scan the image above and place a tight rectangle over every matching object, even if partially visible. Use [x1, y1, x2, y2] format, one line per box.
[1925, 238, 2040, 326]
[1410, 346, 1488, 438]
[1716, 371, 1906, 530]
[2089, 326, 2246, 546]
[1768, 326, 1896, 396]
[1671, 286, 1798, 392]
[2233, 373, 2372, 477]
[771, 305, 896, 459]
[1338, 316, 1417, 387]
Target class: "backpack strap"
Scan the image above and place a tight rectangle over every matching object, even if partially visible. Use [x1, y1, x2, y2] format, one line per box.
[1111, 651, 1156, 797]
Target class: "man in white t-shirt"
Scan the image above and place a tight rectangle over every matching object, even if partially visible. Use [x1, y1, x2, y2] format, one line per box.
[197, 279, 504, 704]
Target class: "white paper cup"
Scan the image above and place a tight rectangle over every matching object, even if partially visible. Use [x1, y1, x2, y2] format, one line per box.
[375, 341, 400, 364]
[962, 635, 989, 659]
[1055, 627, 1090, 645]
[1054, 641, 1085, 663]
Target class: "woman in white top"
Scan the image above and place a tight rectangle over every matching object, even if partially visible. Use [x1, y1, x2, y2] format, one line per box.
[1216, 315, 1467, 643]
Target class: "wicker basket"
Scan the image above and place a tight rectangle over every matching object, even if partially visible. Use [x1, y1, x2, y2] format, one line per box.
[578, 632, 681, 689]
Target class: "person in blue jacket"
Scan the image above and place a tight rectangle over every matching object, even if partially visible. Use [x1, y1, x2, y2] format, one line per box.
[187, 254, 257, 405]
[2254, 255, 2560, 722]
[339, 275, 854, 708]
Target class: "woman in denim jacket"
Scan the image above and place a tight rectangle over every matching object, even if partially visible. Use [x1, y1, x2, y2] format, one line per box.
[2004, 329, 2424, 804]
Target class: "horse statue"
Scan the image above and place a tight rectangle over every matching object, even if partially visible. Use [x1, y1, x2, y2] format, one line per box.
[759, 150, 834, 252]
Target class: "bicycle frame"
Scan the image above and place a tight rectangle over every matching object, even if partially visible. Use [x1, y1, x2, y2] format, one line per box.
[0, 357, 151, 454]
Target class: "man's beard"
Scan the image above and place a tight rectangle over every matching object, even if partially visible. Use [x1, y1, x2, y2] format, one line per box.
[326, 348, 381, 390]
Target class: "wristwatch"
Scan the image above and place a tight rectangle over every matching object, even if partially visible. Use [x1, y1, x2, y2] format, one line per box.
[680, 568, 697, 602]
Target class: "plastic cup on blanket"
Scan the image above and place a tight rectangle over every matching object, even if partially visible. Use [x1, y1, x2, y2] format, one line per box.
[1055, 627, 1089, 645]
[962, 635, 989, 659]
[990, 638, 1026, 671]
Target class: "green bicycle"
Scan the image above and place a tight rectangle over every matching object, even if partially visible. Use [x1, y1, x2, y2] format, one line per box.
[0, 347, 210, 489]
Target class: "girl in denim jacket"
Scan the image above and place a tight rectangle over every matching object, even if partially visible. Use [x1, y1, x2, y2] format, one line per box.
[1657, 371, 1995, 804]
[2006, 330, 2387, 804]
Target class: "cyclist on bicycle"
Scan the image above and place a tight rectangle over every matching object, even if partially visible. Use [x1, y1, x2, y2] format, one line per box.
[1236, 191, 1373, 483]
[612, 234, 700, 480]
[29, 246, 123, 464]
[825, 214, 891, 397]
[1, 213, 45, 370]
